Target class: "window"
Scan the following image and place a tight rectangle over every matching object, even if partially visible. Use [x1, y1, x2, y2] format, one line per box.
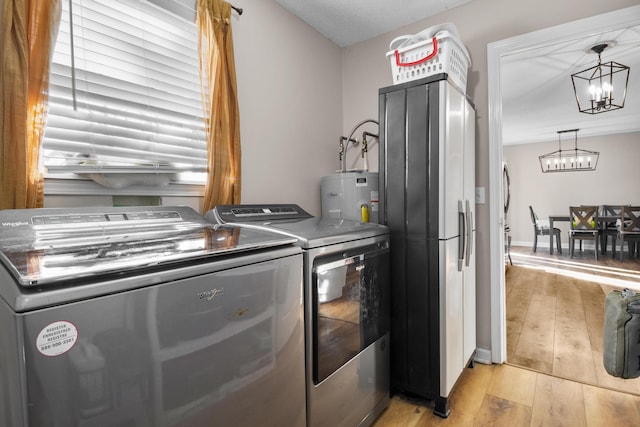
[44, 0, 206, 188]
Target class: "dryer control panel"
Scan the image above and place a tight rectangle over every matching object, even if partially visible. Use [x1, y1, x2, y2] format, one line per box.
[213, 204, 312, 223]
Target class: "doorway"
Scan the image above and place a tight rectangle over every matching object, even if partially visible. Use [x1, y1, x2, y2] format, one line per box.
[487, 6, 640, 366]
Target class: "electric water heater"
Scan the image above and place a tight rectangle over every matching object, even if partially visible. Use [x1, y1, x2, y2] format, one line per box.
[320, 172, 379, 223]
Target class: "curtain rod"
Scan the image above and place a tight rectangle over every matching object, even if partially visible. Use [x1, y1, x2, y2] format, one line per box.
[230, 4, 243, 15]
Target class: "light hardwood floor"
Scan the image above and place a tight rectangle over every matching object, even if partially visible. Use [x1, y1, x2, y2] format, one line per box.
[507, 245, 640, 395]
[372, 244, 640, 426]
[372, 362, 640, 426]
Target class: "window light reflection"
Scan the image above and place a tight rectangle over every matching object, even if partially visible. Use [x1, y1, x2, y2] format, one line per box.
[511, 252, 640, 292]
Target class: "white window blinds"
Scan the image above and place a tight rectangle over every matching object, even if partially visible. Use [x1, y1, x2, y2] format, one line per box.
[44, 0, 206, 181]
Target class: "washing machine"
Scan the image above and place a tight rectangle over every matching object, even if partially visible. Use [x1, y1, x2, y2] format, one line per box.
[0, 205, 306, 427]
[207, 204, 390, 427]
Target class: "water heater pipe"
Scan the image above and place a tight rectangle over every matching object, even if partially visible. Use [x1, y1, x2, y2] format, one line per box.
[361, 131, 379, 172]
[341, 119, 378, 173]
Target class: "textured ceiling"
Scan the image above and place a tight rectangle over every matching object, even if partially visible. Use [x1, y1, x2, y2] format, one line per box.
[501, 24, 640, 145]
[273, 0, 472, 47]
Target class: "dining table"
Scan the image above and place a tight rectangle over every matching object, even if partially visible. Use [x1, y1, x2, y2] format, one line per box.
[547, 214, 620, 254]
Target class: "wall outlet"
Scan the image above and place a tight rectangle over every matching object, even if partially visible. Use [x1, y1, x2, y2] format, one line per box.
[475, 187, 485, 204]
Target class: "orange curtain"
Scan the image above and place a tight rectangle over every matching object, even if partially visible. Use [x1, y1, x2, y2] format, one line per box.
[0, 0, 61, 209]
[196, 0, 241, 213]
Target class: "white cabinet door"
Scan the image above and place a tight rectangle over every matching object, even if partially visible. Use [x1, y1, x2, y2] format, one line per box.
[438, 82, 464, 240]
[439, 237, 464, 397]
[462, 100, 477, 364]
[463, 229, 477, 364]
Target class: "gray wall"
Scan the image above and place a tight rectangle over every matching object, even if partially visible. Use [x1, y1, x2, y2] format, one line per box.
[504, 131, 640, 248]
[232, 1, 342, 214]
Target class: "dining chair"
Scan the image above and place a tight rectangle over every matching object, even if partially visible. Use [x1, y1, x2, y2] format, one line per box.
[615, 206, 640, 261]
[600, 205, 624, 254]
[529, 206, 561, 253]
[569, 206, 599, 260]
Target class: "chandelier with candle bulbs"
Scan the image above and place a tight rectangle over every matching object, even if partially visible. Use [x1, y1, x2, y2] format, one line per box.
[571, 43, 630, 114]
[539, 129, 599, 173]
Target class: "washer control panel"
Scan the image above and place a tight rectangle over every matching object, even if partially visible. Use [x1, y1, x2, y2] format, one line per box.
[30, 211, 181, 226]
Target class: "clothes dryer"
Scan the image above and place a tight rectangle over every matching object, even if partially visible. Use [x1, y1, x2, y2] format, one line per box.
[208, 204, 390, 427]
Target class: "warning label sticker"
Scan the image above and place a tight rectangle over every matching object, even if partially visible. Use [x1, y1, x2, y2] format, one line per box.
[370, 191, 379, 212]
[36, 321, 78, 357]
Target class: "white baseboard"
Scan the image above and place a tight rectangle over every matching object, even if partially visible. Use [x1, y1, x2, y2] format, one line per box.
[511, 240, 601, 251]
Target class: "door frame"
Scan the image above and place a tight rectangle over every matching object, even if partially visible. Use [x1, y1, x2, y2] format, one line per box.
[487, 5, 640, 363]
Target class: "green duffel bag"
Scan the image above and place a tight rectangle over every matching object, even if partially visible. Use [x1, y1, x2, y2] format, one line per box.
[603, 288, 640, 378]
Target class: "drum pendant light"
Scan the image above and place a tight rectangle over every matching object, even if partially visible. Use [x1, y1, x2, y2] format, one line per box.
[571, 43, 630, 114]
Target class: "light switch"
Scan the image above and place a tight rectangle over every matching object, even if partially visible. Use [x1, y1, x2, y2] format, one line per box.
[475, 187, 485, 204]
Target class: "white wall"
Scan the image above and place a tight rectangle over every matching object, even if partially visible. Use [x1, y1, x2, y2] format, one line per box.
[231, 0, 342, 215]
[340, 0, 639, 354]
[504, 131, 640, 247]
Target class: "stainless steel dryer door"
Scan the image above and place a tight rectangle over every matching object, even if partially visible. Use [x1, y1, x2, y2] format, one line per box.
[311, 240, 390, 383]
[305, 236, 390, 427]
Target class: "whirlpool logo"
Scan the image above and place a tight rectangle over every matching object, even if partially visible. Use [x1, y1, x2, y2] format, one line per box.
[1, 221, 29, 228]
[197, 288, 225, 301]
